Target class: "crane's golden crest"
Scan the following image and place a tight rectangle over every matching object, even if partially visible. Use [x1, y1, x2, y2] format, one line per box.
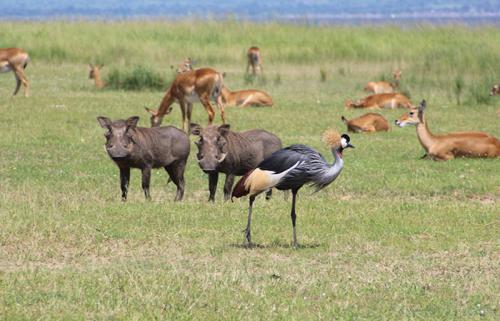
[322, 129, 341, 149]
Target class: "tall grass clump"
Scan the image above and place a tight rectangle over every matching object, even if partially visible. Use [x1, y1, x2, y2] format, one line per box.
[105, 65, 166, 91]
[320, 68, 327, 82]
[453, 76, 464, 105]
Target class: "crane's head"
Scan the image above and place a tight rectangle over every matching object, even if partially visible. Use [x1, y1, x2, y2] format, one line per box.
[323, 129, 354, 157]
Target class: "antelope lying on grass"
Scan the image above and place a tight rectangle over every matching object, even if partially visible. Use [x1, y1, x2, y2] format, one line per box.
[395, 100, 500, 160]
[490, 84, 500, 96]
[145, 68, 225, 132]
[89, 64, 105, 89]
[246, 46, 263, 76]
[1, 48, 30, 96]
[345, 93, 413, 109]
[221, 86, 273, 107]
[341, 113, 389, 133]
[364, 69, 401, 94]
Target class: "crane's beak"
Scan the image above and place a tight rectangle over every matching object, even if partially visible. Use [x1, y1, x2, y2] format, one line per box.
[346, 143, 354, 149]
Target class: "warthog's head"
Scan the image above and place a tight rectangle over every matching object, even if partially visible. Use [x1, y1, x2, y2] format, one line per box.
[97, 116, 139, 159]
[190, 123, 230, 172]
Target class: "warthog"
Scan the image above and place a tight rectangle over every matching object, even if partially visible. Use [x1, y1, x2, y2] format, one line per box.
[97, 116, 190, 201]
[190, 123, 282, 201]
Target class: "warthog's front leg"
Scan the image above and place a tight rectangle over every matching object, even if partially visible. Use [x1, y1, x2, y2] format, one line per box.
[141, 166, 152, 200]
[208, 172, 219, 202]
[119, 167, 130, 201]
[223, 174, 235, 201]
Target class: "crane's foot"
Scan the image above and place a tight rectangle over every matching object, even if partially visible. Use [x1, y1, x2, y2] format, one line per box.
[244, 228, 252, 246]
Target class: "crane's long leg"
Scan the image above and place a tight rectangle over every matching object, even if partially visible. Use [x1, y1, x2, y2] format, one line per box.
[291, 189, 298, 247]
[245, 195, 256, 245]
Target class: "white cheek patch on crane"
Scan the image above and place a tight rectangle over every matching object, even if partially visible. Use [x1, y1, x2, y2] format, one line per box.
[340, 137, 348, 148]
[244, 161, 302, 195]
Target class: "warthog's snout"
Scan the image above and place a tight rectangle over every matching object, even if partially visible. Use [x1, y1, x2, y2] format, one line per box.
[106, 144, 130, 159]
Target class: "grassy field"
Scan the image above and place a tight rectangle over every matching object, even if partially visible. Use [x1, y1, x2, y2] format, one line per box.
[0, 21, 499, 320]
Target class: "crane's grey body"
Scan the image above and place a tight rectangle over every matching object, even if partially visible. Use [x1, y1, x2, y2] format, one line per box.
[232, 135, 354, 247]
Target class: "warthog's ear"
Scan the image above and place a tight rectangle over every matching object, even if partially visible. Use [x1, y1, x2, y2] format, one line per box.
[126, 116, 140, 129]
[218, 124, 230, 136]
[97, 116, 112, 129]
[190, 123, 202, 136]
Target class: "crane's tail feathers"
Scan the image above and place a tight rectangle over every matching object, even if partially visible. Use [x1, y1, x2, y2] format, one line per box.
[231, 169, 255, 200]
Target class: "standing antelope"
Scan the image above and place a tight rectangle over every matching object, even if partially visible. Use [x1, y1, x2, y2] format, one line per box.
[341, 113, 389, 133]
[364, 69, 401, 94]
[89, 64, 105, 89]
[395, 100, 500, 160]
[345, 93, 413, 109]
[0, 48, 30, 96]
[246, 46, 263, 76]
[221, 86, 273, 107]
[145, 68, 225, 132]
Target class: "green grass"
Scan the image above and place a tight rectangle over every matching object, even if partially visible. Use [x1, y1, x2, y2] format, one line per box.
[0, 21, 499, 320]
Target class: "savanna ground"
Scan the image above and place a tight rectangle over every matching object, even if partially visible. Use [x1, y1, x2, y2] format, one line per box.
[0, 21, 499, 320]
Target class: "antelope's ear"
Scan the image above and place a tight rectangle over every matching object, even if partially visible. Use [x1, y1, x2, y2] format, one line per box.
[145, 107, 158, 116]
[170, 65, 174, 69]
[189, 123, 202, 136]
[97, 116, 112, 129]
[218, 124, 231, 136]
[99, 64, 104, 69]
[418, 100, 427, 121]
[222, 72, 227, 77]
[89, 63, 94, 69]
[419, 100, 427, 109]
[126, 116, 139, 129]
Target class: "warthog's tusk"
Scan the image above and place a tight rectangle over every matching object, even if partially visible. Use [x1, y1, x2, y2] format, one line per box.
[218, 153, 227, 163]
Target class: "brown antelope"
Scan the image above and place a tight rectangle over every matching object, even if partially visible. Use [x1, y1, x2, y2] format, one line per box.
[395, 100, 500, 160]
[221, 86, 273, 107]
[490, 84, 500, 96]
[145, 68, 225, 132]
[341, 113, 389, 133]
[89, 64, 105, 89]
[171, 57, 194, 73]
[364, 69, 401, 94]
[345, 93, 413, 110]
[246, 47, 262, 76]
[1, 48, 30, 96]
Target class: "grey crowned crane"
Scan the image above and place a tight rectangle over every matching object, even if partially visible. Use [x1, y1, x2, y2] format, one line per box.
[231, 130, 354, 246]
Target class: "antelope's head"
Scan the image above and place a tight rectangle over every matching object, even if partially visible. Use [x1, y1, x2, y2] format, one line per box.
[490, 84, 500, 96]
[89, 64, 103, 79]
[145, 106, 172, 127]
[172, 58, 194, 73]
[395, 100, 426, 127]
[393, 69, 402, 81]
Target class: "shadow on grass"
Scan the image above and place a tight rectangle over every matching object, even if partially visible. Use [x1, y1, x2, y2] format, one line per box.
[229, 241, 322, 250]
